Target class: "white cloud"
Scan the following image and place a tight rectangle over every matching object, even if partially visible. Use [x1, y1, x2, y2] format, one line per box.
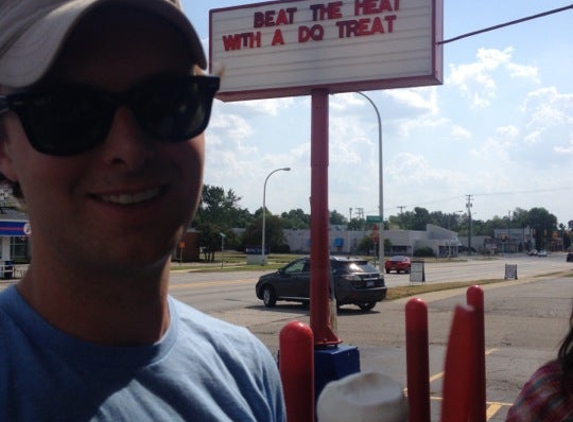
[521, 86, 573, 127]
[506, 62, 539, 81]
[386, 152, 465, 187]
[496, 125, 519, 140]
[554, 138, 573, 154]
[209, 111, 253, 141]
[236, 97, 295, 116]
[447, 47, 540, 107]
[384, 86, 439, 115]
[451, 125, 472, 141]
[518, 87, 573, 156]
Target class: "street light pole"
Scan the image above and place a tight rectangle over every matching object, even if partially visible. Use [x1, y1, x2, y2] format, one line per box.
[356, 91, 383, 269]
[261, 167, 291, 264]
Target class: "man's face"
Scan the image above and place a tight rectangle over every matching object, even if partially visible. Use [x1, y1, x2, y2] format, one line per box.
[0, 7, 205, 276]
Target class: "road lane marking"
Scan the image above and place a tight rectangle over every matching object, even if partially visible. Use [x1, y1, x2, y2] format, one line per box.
[168, 279, 254, 290]
[487, 403, 505, 419]
[429, 371, 444, 382]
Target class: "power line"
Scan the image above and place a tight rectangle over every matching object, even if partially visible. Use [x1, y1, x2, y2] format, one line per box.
[473, 186, 573, 197]
[384, 186, 573, 214]
[438, 4, 573, 45]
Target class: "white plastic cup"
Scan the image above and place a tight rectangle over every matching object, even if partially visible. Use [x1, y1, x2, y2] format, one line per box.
[316, 371, 409, 422]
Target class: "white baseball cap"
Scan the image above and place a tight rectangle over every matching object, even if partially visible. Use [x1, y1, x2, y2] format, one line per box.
[0, 0, 206, 88]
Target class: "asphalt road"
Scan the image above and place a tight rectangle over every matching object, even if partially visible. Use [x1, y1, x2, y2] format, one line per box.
[3, 253, 572, 420]
[168, 252, 573, 421]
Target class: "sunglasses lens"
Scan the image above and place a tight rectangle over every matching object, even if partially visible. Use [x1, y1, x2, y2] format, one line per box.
[18, 90, 114, 156]
[131, 77, 214, 141]
[11, 75, 219, 156]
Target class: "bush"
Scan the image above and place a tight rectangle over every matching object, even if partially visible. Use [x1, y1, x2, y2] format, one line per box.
[414, 246, 435, 257]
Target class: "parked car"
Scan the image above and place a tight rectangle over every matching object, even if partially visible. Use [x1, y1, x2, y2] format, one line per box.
[255, 256, 387, 312]
[384, 256, 411, 274]
[537, 249, 548, 257]
[567, 252, 573, 262]
[528, 249, 538, 256]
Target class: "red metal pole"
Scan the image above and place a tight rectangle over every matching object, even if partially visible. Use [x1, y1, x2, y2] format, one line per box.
[405, 298, 430, 422]
[440, 305, 477, 422]
[467, 285, 486, 422]
[280, 321, 315, 422]
[310, 88, 340, 346]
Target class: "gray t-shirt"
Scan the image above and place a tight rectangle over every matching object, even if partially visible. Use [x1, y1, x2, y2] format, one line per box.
[0, 285, 285, 421]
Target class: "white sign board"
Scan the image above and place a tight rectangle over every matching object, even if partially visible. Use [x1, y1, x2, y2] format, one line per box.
[504, 264, 518, 280]
[409, 261, 426, 283]
[210, 0, 443, 102]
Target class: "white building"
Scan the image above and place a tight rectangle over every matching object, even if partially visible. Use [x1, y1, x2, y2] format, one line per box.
[283, 224, 461, 257]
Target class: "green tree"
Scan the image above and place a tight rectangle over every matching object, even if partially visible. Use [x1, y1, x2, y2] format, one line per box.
[242, 214, 286, 253]
[194, 185, 252, 260]
[195, 185, 252, 228]
[281, 208, 310, 229]
[348, 217, 365, 231]
[329, 209, 347, 226]
[357, 235, 374, 255]
[526, 207, 557, 248]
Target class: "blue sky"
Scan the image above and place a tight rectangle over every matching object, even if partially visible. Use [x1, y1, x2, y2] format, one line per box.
[184, 1, 573, 226]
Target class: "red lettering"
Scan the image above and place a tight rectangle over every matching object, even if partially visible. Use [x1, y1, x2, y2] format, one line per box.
[336, 16, 395, 38]
[264, 10, 276, 26]
[336, 20, 359, 38]
[253, 12, 264, 28]
[385, 14, 396, 32]
[369, 16, 385, 34]
[310, 2, 343, 21]
[275, 8, 298, 25]
[276, 9, 288, 25]
[254, 8, 298, 27]
[251, 32, 261, 48]
[222, 32, 261, 51]
[354, 0, 377, 15]
[222, 34, 243, 51]
[271, 29, 285, 46]
[298, 24, 324, 42]
[354, 0, 399, 16]
[330, 2, 343, 19]
[378, 0, 393, 13]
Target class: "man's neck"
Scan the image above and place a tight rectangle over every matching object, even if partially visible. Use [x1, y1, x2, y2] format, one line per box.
[16, 259, 172, 346]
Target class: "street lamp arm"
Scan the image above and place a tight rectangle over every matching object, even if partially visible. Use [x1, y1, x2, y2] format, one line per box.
[356, 91, 384, 269]
[261, 167, 291, 264]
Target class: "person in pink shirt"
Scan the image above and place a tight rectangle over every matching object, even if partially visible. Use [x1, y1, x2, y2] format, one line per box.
[506, 304, 573, 421]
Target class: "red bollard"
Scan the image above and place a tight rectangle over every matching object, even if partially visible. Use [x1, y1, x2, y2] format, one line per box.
[279, 321, 315, 422]
[405, 298, 430, 422]
[467, 285, 486, 422]
[440, 305, 478, 422]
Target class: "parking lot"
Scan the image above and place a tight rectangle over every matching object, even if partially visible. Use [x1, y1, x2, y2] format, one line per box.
[167, 252, 573, 421]
[3, 252, 572, 420]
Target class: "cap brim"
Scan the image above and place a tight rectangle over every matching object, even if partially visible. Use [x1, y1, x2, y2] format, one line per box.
[0, 0, 206, 88]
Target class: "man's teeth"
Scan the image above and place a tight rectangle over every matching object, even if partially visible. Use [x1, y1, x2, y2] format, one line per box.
[101, 188, 159, 205]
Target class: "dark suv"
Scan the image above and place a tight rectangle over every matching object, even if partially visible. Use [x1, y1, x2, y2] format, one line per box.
[255, 256, 387, 312]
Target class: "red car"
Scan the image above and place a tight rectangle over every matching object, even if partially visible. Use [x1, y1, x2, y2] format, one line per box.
[384, 256, 411, 274]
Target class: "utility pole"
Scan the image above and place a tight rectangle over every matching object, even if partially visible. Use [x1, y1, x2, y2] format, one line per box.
[356, 208, 365, 235]
[465, 195, 473, 255]
[507, 210, 512, 253]
[347, 207, 353, 256]
[397, 205, 406, 228]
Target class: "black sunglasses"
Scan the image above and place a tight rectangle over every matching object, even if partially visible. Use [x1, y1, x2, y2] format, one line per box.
[0, 75, 220, 156]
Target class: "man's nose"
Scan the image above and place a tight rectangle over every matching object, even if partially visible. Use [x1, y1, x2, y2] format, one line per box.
[100, 106, 152, 170]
